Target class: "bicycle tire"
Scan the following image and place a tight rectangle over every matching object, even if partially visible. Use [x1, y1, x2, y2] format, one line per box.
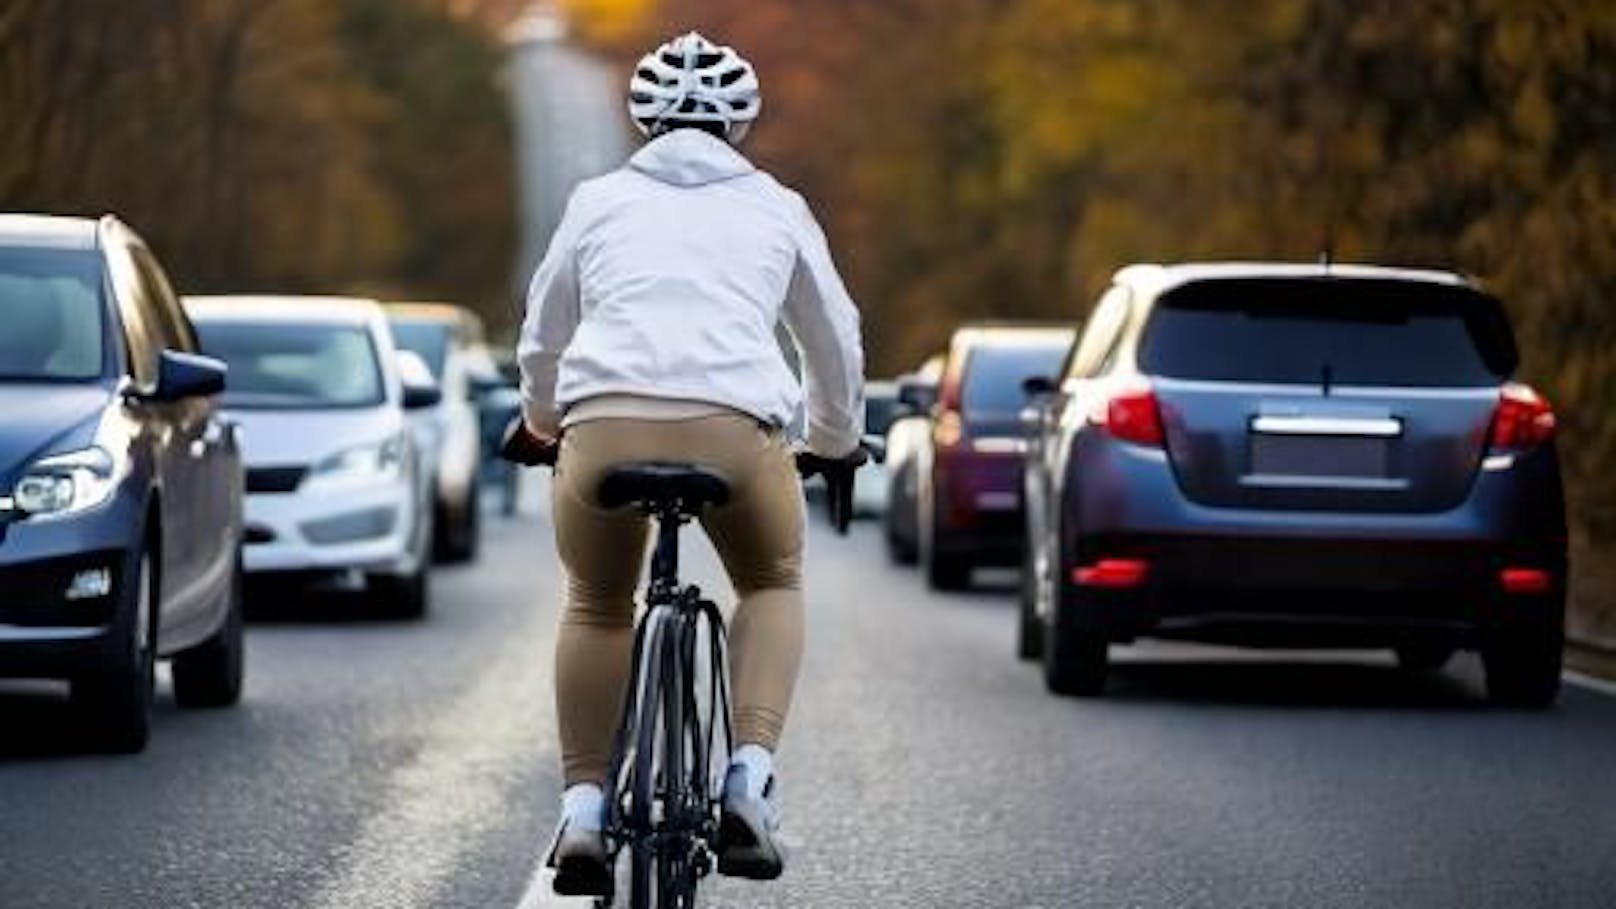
[657, 613, 692, 908]
[628, 609, 669, 908]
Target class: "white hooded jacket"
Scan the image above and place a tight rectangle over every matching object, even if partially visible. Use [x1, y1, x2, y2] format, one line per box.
[518, 129, 865, 456]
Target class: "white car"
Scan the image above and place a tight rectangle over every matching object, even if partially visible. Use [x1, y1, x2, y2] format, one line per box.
[386, 303, 499, 563]
[852, 381, 897, 517]
[185, 296, 440, 617]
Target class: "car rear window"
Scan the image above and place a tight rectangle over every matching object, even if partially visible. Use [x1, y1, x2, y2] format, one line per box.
[194, 320, 385, 409]
[0, 246, 104, 382]
[961, 339, 1071, 418]
[1139, 279, 1517, 387]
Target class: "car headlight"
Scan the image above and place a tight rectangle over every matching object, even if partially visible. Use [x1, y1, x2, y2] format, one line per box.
[307, 435, 407, 487]
[13, 446, 123, 518]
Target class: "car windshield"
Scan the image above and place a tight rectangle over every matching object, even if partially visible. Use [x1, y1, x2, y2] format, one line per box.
[961, 339, 1072, 419]
[0, 246, 104, 381]
[389, 319, 452, 380]
[1140, 279, 1516, 387]
[194, 320, 385, 409]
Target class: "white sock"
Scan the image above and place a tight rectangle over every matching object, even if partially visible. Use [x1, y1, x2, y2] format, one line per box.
[729, 744, 774, 798]
[562, 783, 604, 832]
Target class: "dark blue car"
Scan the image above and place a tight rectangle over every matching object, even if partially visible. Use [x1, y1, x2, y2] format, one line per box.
[0, 215, 244, 752]
[1020, 264, 1566, 707]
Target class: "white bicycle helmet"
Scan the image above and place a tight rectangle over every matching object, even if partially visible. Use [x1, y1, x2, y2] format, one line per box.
[628, 31, 761, 144]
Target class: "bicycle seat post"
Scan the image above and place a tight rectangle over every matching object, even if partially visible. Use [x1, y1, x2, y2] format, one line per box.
[646, 502, 684, 601]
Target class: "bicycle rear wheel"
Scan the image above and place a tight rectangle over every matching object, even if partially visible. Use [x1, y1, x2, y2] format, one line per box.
[627, 611, 668, 908]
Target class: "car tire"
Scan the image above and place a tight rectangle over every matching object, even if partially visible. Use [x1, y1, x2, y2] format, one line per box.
[1483, 626, 1562, 709]
[375, 566, 430, 620]
[1042, 565, 1108, 696]
[72, 548, 157, 754]
[1394, 643, 1454, 674]
[1017, 544, 1043, 660]
[885, 472, 918, 566]
[439, 493, 481, 565]
[925, 538, 971, 591]
[172, 556, 245, 709]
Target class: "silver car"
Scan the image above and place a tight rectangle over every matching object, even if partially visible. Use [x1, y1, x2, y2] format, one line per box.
[186, 296, 441, 618]
[386, 303, 498, 564]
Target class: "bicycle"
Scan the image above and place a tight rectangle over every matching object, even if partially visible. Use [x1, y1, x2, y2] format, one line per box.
[501, 422, 865, 908]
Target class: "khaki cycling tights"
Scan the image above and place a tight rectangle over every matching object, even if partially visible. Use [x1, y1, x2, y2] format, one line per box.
[550, 414, 805, 786]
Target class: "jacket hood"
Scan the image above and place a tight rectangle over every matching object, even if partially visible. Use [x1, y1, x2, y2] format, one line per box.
[628, 129, 756, 187]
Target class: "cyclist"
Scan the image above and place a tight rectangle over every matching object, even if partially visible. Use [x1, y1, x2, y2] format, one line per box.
[517, 31, 864, 896]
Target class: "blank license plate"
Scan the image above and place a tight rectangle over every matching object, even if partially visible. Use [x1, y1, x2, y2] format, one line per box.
[1250, 434, 1390, 479]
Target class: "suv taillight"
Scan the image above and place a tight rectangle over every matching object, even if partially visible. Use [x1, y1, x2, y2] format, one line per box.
[1490, 383, 1555, 450]
[1091, 384, 1164, 446]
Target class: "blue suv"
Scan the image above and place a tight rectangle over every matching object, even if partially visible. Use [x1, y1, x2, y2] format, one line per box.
[1020, 264, 1566, 707]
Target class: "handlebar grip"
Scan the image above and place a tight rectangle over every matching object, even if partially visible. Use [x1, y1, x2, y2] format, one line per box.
[795, 447, 869, 535]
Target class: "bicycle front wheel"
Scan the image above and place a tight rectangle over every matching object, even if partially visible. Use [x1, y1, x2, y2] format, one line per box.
[628, 608, 709, 909]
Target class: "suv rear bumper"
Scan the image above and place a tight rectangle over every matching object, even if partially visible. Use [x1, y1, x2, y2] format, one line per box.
[1060, 534, 1564, 647]
[1057, 436, 1567, 646]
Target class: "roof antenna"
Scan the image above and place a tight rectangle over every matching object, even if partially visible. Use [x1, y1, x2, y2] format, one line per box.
[1318, 244, 1334, 275]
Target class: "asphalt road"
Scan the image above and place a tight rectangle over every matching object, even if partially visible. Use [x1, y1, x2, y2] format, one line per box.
[2, 478, 1615, 908]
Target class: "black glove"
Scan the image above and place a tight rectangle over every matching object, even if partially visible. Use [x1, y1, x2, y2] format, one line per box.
[499, 418, 559, 467]
[796, 446, 869, 535]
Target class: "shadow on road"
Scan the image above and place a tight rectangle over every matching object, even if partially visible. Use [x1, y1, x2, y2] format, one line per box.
[0, 681, 187, 762]
[243, 581, 424, 625]
[1104, 655, 1482, 711]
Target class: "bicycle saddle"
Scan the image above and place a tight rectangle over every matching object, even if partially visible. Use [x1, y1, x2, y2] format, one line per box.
[597, 462, 732, 511]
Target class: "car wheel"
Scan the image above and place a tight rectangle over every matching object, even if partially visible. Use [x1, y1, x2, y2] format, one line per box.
[375, 566, 430, 620]
[1483, 626, 1562, 709]
[172, 555, 245, 709]
[1017, 543, 1043, 660]
[1042, 565, 1108, 696]
[1394, 643, 1454, 674]
[439, 492, 481, 565]
[72, 548, 157, 753]
[885, 473, 918, 566]
[924, 531, 971, 591]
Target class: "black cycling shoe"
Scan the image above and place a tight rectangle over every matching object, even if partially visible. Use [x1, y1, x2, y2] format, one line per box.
[546, 819, 613, 897]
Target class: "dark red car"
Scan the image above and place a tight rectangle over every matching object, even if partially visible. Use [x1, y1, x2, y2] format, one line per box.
[918, 325, 1074, 590]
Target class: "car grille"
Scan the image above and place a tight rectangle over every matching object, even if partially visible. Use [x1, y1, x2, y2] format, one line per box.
[246, 466, 308, 494]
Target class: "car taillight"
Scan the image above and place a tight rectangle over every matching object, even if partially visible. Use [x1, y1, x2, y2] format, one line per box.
[1490, 383, 1555, 450]
[1091, 384, 1164, 446]
[933, 411, 965, 449]
[1499, 567, 1553, 595]
[1073, 558, 1151, 589]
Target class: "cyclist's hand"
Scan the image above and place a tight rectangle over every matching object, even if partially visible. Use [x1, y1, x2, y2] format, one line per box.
[796, 444, 871, 535]
[499, 418, 559, 467]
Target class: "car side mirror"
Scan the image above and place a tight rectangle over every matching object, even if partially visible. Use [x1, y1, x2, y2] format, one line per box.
[150, 350, 227, 402]
[1022, 375, 1058, 399]
[396, 350, 442, 410]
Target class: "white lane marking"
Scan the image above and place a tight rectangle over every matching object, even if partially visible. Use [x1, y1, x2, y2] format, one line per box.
[1563, 670, 1616, 699]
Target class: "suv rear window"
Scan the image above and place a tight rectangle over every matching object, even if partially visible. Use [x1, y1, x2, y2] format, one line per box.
[961, 339, 1071, 418]
[1139, 279, 1516, 387]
